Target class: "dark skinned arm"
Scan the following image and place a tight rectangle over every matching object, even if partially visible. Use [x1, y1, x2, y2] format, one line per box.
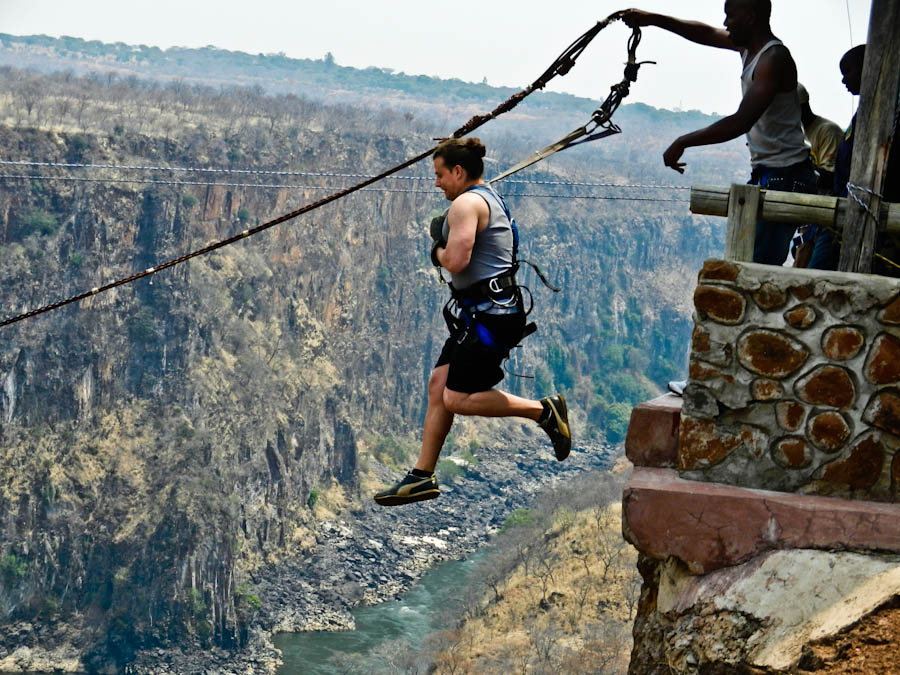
[621, 9, 737, 50]
[663, 48, 789, 173]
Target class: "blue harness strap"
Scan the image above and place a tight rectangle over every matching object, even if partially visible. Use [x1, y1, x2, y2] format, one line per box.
[464, 184, 520, 265]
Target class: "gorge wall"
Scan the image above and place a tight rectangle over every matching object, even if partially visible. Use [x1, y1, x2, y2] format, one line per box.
[0, 68, 737, 670]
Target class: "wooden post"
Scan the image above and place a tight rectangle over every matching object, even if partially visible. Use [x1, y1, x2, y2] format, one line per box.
[724, 184, 760, 262]
[690, 185, 900, 232]
[838, 0, 900, 273]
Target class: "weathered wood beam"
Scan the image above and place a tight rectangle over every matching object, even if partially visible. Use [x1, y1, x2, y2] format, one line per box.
[838, 0, 900, 272]
[690, 184, 900, 233]
[724, 184, 760, 261]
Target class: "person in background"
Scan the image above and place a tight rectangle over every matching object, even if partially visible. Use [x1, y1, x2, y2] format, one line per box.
[623, 0, 818, 267]
[790, 83, 843, 267]
[810, 44, 900, 275]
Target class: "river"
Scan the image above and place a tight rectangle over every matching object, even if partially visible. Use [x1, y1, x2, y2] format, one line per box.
[274, 551, 485, 674]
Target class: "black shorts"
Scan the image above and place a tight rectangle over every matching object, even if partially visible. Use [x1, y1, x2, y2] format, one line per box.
[436, 311, 526, 394]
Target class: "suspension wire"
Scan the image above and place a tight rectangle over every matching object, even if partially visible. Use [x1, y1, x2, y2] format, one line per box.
[0, 12, 628, 329]
[0, 172, 690, 193]
[0, 174, 687, 205]
[0, 159, 692, 190]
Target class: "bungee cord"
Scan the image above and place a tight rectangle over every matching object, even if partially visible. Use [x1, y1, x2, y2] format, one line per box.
[0, 12, 638, 329]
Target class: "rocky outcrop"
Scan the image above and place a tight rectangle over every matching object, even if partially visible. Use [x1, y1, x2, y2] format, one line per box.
[630, 550, 900, 674]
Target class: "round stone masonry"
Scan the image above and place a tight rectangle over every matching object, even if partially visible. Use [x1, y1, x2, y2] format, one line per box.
[699, 259, 741, 283]
[776, 401, 807, 431]
[821, 431, 887, 490]
[893, 453, 900, 491]
[752, 378, 785, 401]
[784, 304, 817, 330]
[795, 365, 856, 410]
[753, 282, 787, 311]
[807, 410, 852, 453]
[878, 294, 900, 325]
[865, 333, 900, 385]
[693, 325, 711, 353]
[863, 389, 900, 437]
[694, 285, 746, 325]
[771, 435, 812, 469]
[738, 329, 810, 379]
[822, 325, 865, 361]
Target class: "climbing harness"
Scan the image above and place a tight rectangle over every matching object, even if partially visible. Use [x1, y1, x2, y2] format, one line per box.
[440, 184, 553, 360]
[490, 25, 654, 184]
[0, 12, 631, 329]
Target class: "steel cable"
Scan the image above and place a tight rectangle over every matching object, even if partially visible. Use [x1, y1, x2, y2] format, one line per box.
[0, 13, 627, 328]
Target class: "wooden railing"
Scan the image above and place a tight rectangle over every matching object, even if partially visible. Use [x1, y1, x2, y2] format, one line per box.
[689, 184, 900, 262]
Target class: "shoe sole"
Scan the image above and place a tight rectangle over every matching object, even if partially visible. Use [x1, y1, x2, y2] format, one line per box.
[549, 394, 571, 462]
[373, 489, 440, 507]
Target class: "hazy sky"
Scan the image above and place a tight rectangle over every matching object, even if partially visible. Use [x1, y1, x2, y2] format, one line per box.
[1, 0, 872, 128]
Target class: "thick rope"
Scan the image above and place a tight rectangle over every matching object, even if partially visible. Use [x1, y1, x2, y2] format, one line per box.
[0, 13, 625, 329]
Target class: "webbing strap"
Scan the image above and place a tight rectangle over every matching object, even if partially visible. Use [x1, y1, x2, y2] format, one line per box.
[490, 26, 654, 184]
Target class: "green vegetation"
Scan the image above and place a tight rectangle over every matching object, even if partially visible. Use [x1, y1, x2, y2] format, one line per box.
[499, 508, 534, 533]
[306, 488, 319, 510]
[436, 459, 464, 484]
[129, 306, 159, 342]
[372, 435, 415, 468]
[236, 207, 251, 224]
[235, 584, 262, 620]
[182, 194, 198, 209]
[19, 208, 60, 237]
[1, 553, 28, 582]
[458, 449, 479, 465]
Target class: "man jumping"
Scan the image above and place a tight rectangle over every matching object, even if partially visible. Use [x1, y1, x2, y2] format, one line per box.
[373, 138, 570, 506]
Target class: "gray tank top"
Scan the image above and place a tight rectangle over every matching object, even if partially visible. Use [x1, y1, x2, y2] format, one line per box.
[741, 40, 810, 168]
[443, 183, 514, 291]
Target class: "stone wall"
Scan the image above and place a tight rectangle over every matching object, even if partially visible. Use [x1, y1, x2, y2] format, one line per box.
[680, 259, 900, 500]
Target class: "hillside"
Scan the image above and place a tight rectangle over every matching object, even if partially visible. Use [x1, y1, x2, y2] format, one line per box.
[1, 38, 747, 671]
[425, 461, 638, 674]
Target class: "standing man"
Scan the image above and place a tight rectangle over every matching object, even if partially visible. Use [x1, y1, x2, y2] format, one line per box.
[791, 83, 844, 266]
[373, 138, 571, 507]
[623, 1, 817, 265]
[797, 83, 843, 192]
[811, 44, 900, 275]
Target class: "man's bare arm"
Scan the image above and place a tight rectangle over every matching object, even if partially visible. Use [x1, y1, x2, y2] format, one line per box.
[437, 195, 480, 274]
[621, 9, 737, 51]
[662, 50, 786, 172]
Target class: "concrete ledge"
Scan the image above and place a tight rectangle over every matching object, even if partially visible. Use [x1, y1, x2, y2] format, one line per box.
[623, 467, 900, 574]
[624, 394, 681, 468]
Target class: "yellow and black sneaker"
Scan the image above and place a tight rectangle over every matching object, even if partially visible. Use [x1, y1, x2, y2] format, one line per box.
[538, 394, 571, 461]
[373, 470, 440, 507]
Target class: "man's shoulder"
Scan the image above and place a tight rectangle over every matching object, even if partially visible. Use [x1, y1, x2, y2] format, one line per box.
[759, 42, 794, 65]
[810, 116, 843, 136]
[450, 190, 490, 218]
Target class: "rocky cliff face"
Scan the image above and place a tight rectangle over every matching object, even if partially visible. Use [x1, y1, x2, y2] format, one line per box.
[0, 123, 446, 668]
[0, 81, 731, 669]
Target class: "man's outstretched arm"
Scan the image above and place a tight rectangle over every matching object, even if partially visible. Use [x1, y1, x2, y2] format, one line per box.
[662, 49, 786, 172]
[621, 9, 737, 51]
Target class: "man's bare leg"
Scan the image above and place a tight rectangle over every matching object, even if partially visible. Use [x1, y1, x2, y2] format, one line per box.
[414, 364, 454, 473]
[442, 388, 543, 420]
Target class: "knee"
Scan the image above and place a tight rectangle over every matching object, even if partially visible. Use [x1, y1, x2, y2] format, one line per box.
[442, 389, 468, 415]
[427, 371, 447, 405]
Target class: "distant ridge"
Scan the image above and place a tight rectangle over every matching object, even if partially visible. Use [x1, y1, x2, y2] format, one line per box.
[0, 31, 719, 126]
